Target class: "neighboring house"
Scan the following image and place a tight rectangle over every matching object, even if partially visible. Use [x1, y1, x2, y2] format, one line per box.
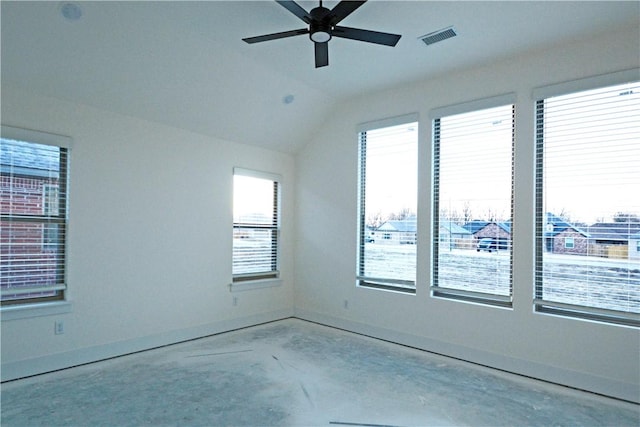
[439, 222, 473, 249]
[543, 213, 589, 255]
[363, 226, 376, 243]
[376, 217, 417, 244]
[464, 220, 511, 239]
[463, 220, 512, 248]
[586, 222, 640, 259]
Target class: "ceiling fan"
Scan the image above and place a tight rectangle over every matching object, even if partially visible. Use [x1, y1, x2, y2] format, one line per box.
[242, 0, 402, 68]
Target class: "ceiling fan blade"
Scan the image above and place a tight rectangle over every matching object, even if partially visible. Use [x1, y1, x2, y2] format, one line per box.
[276, 1, 311, 24]
[243, 28, 309, 44]
[314, 42, 329, 68]
[332, 26, 401, 46]
[329, 1, 367, 25]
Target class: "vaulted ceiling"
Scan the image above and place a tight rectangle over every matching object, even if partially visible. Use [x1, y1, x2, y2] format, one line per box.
[2, 1, 638, 153]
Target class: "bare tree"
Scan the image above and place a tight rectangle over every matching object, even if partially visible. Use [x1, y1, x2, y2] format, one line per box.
[439, 207, 461, 224]
[462, 201, 473, 224]
[556, 208, 573, 223]
[389, 207, 414, 221]
[483, 208, 498, 222]
[366, 211, 386, 229]
[613, 212, 640, 223]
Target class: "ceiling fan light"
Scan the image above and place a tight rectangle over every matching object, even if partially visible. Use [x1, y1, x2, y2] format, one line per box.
[310, 31, 331, 43]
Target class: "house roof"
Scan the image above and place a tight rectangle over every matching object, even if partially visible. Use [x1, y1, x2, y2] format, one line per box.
[462, 220, 488, 234]
[544, 213, 590, 238]
[462, 220, 511, 235]
[378, 218, 417, 233]
[440, 222, 472, 235]
[585, 223, 640, 241]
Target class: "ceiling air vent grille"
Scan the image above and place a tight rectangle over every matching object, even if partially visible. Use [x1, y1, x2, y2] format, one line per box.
[420, 27, 457, 46]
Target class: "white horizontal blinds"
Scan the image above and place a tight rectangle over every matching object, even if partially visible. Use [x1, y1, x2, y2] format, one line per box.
[535, 80, 640, 325]
[433, 104, 514, 304]
[232, 170, 280, 282]
[357, 120, 418, 292]
[1, 138, 68, 304]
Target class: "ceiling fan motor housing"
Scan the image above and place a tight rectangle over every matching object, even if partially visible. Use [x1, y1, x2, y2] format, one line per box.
[309, 6, 332, 43]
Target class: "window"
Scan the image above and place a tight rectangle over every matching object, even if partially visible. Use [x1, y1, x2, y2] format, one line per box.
[1, 126, 70, 305]
[535, 71, 640, 326]
[432, 95, 515, 306]
[357, 115, 418, 293]
[232, 168, 280, 283]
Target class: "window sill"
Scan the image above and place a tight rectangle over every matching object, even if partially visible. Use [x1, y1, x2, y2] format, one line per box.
[1, 300, 73, 321]
[230, 278, 282, 293]
[357, 281, 416, 295]
[431, 287, 512, 309]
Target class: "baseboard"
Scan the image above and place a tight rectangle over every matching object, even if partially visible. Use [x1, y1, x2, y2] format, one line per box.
[4, 307, 637, 404]
[294, 308, 639, 404]
[1, 308, 293, 382]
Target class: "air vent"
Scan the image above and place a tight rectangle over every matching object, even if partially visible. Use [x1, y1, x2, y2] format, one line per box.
[419, 27, 457, 46]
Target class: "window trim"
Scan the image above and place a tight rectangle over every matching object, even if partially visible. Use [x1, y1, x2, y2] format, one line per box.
[533, 70, 640, 327]
[356, 113, 419, 295]
[1, 125, 72, 308]
[564, 237, 574, 249]
[430, 93, 516, 120]
[231, 167, 281, 287]
[531, 68, 639, 101]
[356, 113, 419, 134]
[1, 300, 73, 321]
[430, 94, 516, 307]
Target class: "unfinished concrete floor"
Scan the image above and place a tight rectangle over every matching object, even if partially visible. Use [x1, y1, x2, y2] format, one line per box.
[2, 318, 638, 426]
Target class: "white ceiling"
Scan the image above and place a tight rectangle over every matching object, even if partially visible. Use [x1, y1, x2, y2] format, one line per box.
[2, 1, 638, 153]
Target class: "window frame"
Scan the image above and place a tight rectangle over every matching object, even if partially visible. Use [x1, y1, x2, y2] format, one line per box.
[564, 237, 574, 249]
[533, 69, 640, 327]
[356, 113, 419, 294]
[1, 125, 71, 307]
[430, 93, 516, 307]
[231, 167, 281, 288]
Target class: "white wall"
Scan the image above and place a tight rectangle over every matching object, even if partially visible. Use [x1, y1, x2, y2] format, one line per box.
[1, 87, 295, 380]
[294, 25, 640, 403]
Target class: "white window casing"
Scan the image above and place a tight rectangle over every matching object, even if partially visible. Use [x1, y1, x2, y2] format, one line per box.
[357, 114, 419, 294]
[1, 125, 71, 307]
[534, 70, 640, 326]
[431, 95, 516, 306]
[231, 167, 281, 290]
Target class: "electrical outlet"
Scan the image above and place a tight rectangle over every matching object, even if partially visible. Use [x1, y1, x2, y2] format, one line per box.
[233, 296, 238, 306]
[54, 321, 64, 335]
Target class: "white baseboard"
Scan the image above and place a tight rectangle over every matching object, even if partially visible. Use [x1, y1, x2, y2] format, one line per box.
[2, 308, 293, 382]
[4, 307, 637, 404]
[294, 308, 639, 404]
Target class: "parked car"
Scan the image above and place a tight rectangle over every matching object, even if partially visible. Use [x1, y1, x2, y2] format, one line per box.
[476, 237, 509, 252]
